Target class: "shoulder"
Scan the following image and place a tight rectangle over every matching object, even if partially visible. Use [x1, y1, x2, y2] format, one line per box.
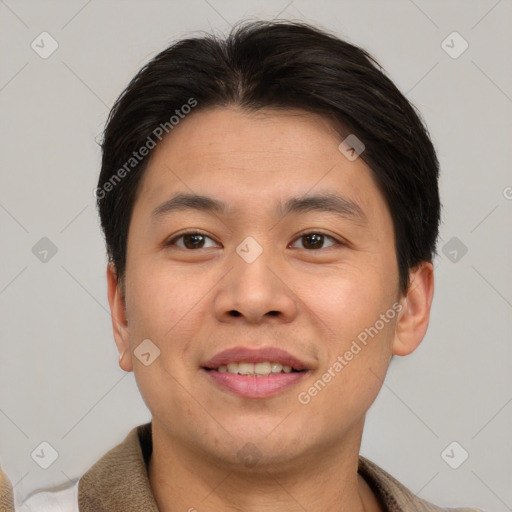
[1, 468, 15, 512]
[358, 456, 485, 512]
[16, 423, 149, 512]
[16, 481, 78, 512]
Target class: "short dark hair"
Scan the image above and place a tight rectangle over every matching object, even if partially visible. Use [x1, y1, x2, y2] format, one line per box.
[97, 20, 440, 295]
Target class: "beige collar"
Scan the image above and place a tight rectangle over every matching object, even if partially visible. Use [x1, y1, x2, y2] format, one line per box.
[78, 422, 472, 512]
[0, 469, 14, 512]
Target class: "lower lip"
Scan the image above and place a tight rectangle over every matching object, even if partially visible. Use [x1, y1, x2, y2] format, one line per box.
[203, 369, 308, 398]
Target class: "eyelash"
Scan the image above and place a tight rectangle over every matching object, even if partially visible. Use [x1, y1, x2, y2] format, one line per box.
[164, 229, 344, 250]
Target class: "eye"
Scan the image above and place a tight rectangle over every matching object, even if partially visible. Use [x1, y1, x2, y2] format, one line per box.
[289, 231, 341, 250]
[165, 231, 219, 250]
[164, 230, 343, 251]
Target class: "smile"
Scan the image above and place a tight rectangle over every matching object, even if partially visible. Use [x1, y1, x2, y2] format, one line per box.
[213, 361, 301, 376]
[202, 365, 308, 399]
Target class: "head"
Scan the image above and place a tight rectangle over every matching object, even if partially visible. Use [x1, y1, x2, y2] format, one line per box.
[98, 21, 439, 468]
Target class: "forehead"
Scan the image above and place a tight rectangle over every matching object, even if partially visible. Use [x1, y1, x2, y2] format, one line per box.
[147, 107, 347, 171]
[133, 107, 388, 227]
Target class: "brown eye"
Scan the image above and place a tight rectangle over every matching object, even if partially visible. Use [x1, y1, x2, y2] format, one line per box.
[291, 232, 339, 250]
[166, 232, 218, 250]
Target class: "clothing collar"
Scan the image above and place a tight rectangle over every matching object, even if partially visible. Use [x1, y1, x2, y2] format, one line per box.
[78, 422, 447, 512]
[0, 469, 14, 512]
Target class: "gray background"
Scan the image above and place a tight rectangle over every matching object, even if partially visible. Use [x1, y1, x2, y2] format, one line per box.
[1, 0, 511, 510]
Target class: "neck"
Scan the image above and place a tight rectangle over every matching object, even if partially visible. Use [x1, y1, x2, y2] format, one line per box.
[147, 419, 381, 512]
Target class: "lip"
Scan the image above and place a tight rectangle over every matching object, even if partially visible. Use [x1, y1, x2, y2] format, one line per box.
[203, 368, 308, 399]
[202, 346, 310, 371]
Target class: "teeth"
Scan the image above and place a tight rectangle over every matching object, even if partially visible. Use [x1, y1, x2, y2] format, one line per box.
[271, 362, 283, 373]
[227, 363, 239, 373]
[216, 362, 297, 376]
[254, 362, 272, 375]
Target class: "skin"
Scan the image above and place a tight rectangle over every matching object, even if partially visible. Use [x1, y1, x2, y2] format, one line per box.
[107, 106, 434, 512]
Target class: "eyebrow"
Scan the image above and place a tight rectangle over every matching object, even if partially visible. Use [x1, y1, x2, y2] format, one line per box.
[150, 192, 367, 225]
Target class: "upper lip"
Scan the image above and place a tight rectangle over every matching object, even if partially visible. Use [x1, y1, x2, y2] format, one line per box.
[203, 346, 310, 371]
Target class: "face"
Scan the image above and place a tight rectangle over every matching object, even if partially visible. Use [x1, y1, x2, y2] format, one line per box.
[108, 106, 433, 471]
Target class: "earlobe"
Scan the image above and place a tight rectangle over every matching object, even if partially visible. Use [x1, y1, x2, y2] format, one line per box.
[106, 263, 133, 372]
[392, 262, 435, 357]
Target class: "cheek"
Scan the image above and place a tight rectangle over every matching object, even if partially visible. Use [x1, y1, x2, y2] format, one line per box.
[126, 262, 197, 340]
[298, 319, 395, 432]
[125, 266, 202, 419]
[302, 261, 395, 333]
[299, 264, 396, 388]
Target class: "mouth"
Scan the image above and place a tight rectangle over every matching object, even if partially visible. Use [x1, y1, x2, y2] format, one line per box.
[202, 361, 305, 376]
[201, 346, 311, 398]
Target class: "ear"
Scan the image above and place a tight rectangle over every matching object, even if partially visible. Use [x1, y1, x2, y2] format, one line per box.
[107, 263, 133, 372]
[392, 261, 434, 356]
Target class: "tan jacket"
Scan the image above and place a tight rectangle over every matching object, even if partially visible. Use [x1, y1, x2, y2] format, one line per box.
[20, 423, 483, 512]
[0, 469, 14, 512]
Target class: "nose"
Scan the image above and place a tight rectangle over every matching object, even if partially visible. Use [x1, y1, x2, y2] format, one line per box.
[212, 246, 298, 324]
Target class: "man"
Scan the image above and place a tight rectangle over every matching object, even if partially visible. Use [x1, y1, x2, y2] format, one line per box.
[19, 20, 482, 511]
